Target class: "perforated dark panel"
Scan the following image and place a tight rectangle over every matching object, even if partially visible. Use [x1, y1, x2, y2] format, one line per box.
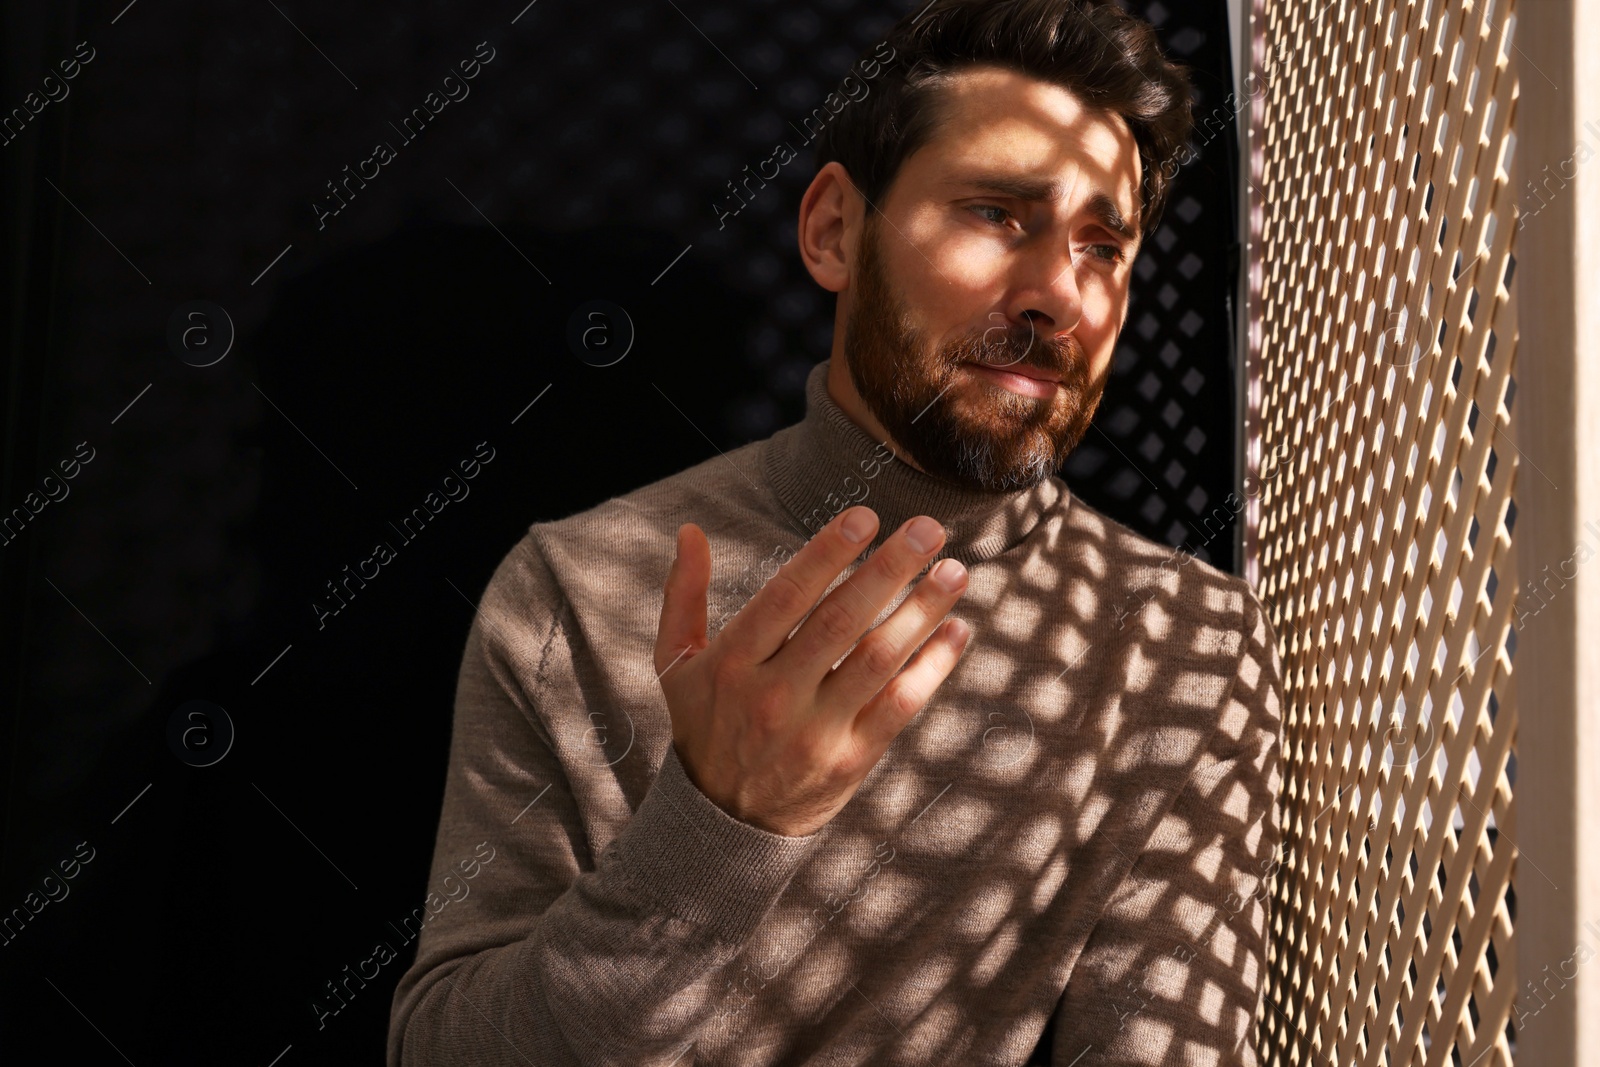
[1060, 0, 1241, 570]
[1, 2, 1239, 1061]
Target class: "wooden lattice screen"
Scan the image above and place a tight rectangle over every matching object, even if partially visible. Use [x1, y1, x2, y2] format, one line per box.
[1244, 0, 1520, 1064]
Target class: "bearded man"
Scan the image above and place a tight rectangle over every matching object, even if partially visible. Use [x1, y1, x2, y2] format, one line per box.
[389, 2, 1286, 1064]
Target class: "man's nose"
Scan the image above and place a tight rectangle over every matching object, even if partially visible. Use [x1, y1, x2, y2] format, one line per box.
[1009, 248, 1085, 337]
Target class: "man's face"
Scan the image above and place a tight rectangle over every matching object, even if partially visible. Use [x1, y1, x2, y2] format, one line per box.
[840, 65, 1142, 492]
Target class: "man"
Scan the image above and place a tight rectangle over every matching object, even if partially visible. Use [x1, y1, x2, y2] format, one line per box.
[388, 1, 1285, 1064]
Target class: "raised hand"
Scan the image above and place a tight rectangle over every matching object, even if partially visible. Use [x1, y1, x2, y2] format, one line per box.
[653, 506, 970, 837]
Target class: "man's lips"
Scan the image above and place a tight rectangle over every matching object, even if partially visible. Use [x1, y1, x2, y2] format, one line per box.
[960, 360, 1062, 399]
[962, 360, 1063, 383]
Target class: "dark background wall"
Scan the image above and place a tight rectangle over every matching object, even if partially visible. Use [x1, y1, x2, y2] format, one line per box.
[0, 0, 1237, 1062]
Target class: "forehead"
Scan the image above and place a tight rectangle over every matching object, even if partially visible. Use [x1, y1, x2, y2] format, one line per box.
[902, 64, 1142, 220]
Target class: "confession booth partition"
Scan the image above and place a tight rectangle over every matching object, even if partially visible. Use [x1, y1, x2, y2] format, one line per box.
[1242, 0, 1597, 1064]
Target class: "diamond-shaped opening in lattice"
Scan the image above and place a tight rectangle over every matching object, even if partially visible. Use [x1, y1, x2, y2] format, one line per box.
[1107, 469, 1142, 501]
[1139, 432, 1163, 463]
[1065, 447, 1107, 480]
[1421, 375, 1438, 421]
[1418, 685, 1438, 738]
[1430, 728, 1452, 789]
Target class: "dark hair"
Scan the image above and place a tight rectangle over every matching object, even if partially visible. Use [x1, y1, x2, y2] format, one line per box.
[813, 0, 1194, 235]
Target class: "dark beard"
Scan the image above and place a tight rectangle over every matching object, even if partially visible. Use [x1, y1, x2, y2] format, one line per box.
[842, 213, 1110, 493]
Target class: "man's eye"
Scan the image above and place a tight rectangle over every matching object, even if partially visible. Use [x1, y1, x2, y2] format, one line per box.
[971, 204, 1015, 227]
[1086, 243, 1125, 264]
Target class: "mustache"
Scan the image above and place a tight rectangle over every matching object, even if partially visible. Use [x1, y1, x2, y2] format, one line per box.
[942, 324, 1087, 382]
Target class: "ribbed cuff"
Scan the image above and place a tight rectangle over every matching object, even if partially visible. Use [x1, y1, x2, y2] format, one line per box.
[611, 743, 821, 946]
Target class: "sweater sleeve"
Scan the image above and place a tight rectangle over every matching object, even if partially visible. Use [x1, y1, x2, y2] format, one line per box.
[1052, 586, 1287, 1067]
[386, 534, 823, 1067]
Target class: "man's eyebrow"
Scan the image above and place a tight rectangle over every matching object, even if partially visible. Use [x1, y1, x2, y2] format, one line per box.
[1085, 192, 1138, 241]
[945, 174, 1139, 240]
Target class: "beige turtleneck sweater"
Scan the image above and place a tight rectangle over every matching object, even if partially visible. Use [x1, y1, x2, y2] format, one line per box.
[386, 359, 1285, 1067]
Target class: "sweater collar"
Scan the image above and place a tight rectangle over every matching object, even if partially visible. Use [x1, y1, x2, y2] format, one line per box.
[762, 359, 1067, 567]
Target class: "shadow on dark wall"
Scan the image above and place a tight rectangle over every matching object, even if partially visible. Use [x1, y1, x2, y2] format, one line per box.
[3, 217, 772, 1062]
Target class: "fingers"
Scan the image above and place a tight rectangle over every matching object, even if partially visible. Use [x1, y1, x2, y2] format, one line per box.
[720, 505, 881, 662]
[851, 617, 970, 754]
[655, 523, 710, 679]
[775, 514, 950, 684]
[818, 555, 968, 710]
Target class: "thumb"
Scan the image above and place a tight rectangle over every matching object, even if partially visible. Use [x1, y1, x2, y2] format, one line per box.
[655, 522, 710, 679]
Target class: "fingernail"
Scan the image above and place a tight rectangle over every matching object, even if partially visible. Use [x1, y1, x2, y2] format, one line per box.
[929, 557, 966, 592]
[840, 506, 877, 543]
[905, 516, 944, 554]
[948, 618, 970, 645]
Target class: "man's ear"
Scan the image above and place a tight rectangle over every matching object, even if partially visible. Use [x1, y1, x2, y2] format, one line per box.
[798, 161, 862, 294]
